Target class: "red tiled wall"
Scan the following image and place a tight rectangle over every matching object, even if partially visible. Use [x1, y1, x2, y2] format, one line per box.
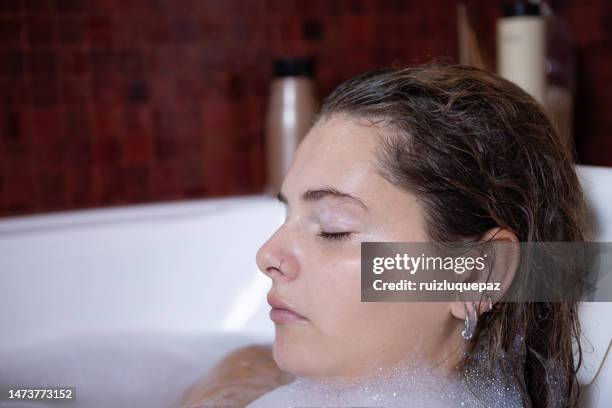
[0, 0, 610, 217]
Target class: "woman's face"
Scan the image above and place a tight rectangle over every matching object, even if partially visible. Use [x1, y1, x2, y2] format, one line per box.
[256, 115, 462, 381]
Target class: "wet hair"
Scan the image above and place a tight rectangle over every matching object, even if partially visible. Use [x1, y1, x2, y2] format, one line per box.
[316, 63, 590, 407]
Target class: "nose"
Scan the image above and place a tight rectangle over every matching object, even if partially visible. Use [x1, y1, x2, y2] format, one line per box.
[256, 227, 298, 283]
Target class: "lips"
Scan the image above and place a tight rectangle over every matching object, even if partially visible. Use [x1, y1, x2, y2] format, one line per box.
[267, 293, 308, 324]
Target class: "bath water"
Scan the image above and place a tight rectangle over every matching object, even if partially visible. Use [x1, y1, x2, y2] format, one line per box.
[246, 358, 524, 408]
[0, 331, 264, 408]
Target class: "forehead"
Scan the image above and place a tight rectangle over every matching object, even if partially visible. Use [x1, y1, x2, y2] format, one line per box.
[282, 116, 383, 195]
[281, 115, 428, 240]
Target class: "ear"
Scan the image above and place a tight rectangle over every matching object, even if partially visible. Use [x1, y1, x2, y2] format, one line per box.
[450, 227, 520, 320]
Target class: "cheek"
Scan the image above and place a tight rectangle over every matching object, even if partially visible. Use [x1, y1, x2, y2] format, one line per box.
[311, 255, 449, 364]
[307, 250, 393, 346]
[307, 245, 362, 322]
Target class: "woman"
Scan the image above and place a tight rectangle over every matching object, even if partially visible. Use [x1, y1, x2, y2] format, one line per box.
[183, 64, 589, 407]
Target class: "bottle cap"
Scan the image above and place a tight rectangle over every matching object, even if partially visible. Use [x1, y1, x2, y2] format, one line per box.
[273, 57, 315, 78]
[502, 2, 541, 17]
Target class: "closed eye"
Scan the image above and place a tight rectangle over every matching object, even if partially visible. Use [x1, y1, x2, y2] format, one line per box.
[318, 231, 352, 241]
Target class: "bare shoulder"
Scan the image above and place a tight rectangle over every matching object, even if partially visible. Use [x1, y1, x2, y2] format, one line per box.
[181, 344, 294, 408]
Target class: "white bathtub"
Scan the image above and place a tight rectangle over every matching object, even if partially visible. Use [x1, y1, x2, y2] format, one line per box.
[0, 165, 611, 407]
[0, 195, 282, 407]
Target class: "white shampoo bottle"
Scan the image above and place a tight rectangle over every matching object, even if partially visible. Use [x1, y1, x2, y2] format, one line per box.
[497, 2, 546, 105]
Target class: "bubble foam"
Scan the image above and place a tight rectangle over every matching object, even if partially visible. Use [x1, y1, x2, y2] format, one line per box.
[247, 355, 524, 408]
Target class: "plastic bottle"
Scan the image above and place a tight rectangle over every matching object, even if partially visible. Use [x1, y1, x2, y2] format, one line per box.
[497, 2, 547, 105]
[541, 0, 575, 154]
[264, 57, 317, 194]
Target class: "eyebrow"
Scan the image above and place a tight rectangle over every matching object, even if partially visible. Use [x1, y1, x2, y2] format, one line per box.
[276, 187, 368, 211]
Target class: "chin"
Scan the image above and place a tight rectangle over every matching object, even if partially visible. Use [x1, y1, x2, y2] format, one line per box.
[272, 332, 358, 381]
[272, 330, 324, 377]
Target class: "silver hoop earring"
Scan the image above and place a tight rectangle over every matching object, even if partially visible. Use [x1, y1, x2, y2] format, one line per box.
[461, 302, 478, 341]
[486, 293, 494, 311]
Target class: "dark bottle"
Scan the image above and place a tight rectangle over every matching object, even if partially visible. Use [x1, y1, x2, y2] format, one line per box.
[265, 57, 317, 194]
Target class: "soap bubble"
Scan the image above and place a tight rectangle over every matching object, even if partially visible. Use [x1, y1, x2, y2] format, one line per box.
[246, 352, 524, 408]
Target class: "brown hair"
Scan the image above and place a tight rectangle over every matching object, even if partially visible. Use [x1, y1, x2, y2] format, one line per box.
[316, 63, 590, 407]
